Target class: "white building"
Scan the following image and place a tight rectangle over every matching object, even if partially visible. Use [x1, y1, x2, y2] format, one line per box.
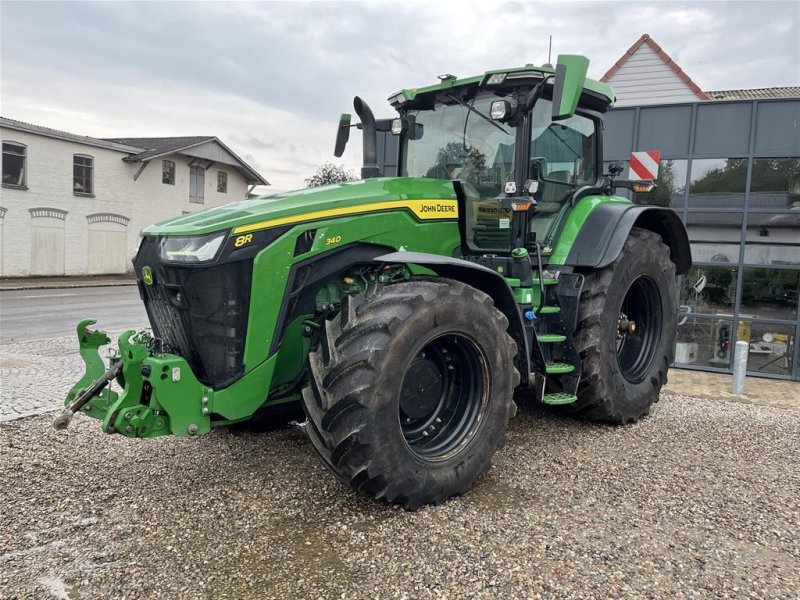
[601, 33, 710, 107]
[0, 117, 268, 277]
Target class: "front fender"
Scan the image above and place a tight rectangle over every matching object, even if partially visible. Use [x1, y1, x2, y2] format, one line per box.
[556, 202, 692, 274]
[374, 251, 531, 385]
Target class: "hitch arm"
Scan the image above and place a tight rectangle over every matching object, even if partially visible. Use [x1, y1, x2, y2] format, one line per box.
[53, 361, 121, 430]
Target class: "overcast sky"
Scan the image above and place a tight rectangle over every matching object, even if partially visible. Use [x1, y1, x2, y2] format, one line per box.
[2, 0, 798, 192]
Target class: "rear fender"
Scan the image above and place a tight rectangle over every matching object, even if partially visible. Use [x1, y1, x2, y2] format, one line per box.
[374, 251, 531, 385]
[562, 204, 692, 274]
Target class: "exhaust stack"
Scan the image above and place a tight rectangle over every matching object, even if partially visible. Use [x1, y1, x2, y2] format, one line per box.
[353, 96, 381, 179]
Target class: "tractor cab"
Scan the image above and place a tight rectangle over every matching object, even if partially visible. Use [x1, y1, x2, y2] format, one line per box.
[337, 55, 614, 257]
[395, 81, 601, 255]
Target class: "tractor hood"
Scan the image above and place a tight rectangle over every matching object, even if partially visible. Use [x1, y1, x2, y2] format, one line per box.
[142, 177, 459, 237]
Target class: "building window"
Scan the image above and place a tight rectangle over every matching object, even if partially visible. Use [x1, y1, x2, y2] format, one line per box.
[688, 158, 747, 208]
[217, 170, 228, 193]
[2, 142, 27, 188]
[73, 154, 94, 195]
[162, 160, 175, 185]
[189, 166, 205, 204]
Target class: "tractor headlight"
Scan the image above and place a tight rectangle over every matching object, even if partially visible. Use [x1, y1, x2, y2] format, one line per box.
[159, 232, 226, 263]
[391, 118, 407, 135]
[490, 98, 519, 122]
[486, 73, 507, 85]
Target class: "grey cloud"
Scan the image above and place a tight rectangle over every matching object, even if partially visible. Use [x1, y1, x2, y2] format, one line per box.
[2, 0, 797, 190]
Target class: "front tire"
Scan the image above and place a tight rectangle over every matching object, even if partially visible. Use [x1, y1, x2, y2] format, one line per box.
[568, 228, 677, 423]
[302, 278, 518, 510]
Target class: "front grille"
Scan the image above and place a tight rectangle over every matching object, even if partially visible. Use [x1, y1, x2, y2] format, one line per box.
[134, 237, 252, 389]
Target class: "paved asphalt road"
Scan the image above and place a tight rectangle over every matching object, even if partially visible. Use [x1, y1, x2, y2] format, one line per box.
[0, 286, 148, 344]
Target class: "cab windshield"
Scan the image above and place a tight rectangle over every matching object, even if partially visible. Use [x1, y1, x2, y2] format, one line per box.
[402, 92, 516, 200]
[400, 90, 598, 252]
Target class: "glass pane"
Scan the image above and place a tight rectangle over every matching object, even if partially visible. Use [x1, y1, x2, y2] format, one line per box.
[73, 165, 92, 193]
[680, 265, 738, 316]
[2, 142, 25, 156]
[684, 211, 742, 263]
[404, 92, 516, 198]
[749, 158, 800, 210]
[634, 159, 687, 207]
[740, 267, 799, 320]
[531, 99, 597, 186]
[675, 316, 734, 368]
[189, 167, 197, 200]
[745, 321, 795, 376]
[744, 212, 800, 266]
[2, 153, 24, 185]
[689, 158, 747, 208]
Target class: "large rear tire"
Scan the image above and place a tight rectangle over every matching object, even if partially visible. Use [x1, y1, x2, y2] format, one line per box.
[302, 278, 518, 510]
[568, 228, 677, 423]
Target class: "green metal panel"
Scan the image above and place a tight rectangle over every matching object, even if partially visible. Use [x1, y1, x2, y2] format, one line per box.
[548, 195, 632, 265]
[552, 55, 589, 121]
[142, 177, 459, 237]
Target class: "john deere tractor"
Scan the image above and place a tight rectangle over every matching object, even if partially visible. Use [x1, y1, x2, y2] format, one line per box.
[56, 55, 690, 509]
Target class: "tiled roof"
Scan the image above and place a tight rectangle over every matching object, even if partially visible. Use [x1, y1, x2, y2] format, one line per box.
[104, 136, 269, 185]
[103, 136, 215, 161]
[705, 87, 800, 100]
[0, 116, 145, 153]
[1, 118, 268, 185]
[602, 34, 709, 101]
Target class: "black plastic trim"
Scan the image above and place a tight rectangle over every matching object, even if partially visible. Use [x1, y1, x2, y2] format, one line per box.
[563, 204, 692, 274]
[374, 251, 532, 385]
[268, 243, 394, 356]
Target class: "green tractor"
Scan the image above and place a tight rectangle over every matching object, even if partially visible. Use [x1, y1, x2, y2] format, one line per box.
[56, 55, 691, 509]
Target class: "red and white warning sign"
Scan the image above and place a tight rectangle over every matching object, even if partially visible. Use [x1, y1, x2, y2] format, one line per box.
[629, 150, 661, 180]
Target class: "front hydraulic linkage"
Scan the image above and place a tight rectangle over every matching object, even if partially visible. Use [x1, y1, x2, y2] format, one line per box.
[52, 361, 121, 430]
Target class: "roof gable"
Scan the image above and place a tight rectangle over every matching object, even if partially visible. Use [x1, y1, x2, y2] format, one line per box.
[103, 136, 269, 186]
[602, 34, 709, 105]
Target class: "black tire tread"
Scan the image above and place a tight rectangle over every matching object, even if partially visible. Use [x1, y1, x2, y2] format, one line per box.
[570, 228, 677, 424]
[302, 278, 518, 510]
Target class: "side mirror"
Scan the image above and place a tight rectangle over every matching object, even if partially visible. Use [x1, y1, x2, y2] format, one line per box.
[530, 157, 547, 181]
[334, 113, 351, 157]
[551, 54, 589, 121]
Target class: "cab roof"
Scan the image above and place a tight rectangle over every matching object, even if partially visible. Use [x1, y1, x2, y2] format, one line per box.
[388, 64, 615, 109]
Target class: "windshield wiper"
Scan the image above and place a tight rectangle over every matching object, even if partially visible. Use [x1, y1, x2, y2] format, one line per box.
[445, 93, 510, 135]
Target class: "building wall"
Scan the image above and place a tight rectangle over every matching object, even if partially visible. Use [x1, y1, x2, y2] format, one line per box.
[604, 44, 702, 107]
[0, 128, 249, 276]
[604, 98, 800, 380]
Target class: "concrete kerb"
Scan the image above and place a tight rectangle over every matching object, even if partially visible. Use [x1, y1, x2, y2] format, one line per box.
[0, 276, 137, 291]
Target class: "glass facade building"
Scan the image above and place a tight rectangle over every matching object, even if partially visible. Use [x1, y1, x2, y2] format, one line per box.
[605, 98, 799, 380]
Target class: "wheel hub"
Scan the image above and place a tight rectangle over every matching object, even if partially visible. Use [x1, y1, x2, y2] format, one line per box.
[616, 277, 662, 384]
[398, 334, 487, 461]
[399, 356, 444, 419]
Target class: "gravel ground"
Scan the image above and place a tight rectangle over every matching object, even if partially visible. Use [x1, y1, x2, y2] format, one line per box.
[1, 395, 799, 599]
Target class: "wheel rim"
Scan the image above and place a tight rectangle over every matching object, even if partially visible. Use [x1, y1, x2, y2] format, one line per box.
[616, 276, 662, 384]
[398, 333, 488, 461]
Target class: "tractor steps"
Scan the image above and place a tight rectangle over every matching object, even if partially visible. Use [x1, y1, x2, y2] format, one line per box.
[542, 392, 578, 405]
[545, 362, 575, 374]
[527, 253, 582, 407]
[537, 334, 567, 343]
[532, 277, 559, 286]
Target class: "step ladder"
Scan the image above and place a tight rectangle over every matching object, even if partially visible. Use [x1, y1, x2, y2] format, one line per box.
[530, 250, 582, 406]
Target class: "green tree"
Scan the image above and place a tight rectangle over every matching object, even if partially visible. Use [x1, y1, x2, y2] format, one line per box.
[636, 159, 678, 207]
[424, 142, 487, 185]
[305, 162, 356, 187]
